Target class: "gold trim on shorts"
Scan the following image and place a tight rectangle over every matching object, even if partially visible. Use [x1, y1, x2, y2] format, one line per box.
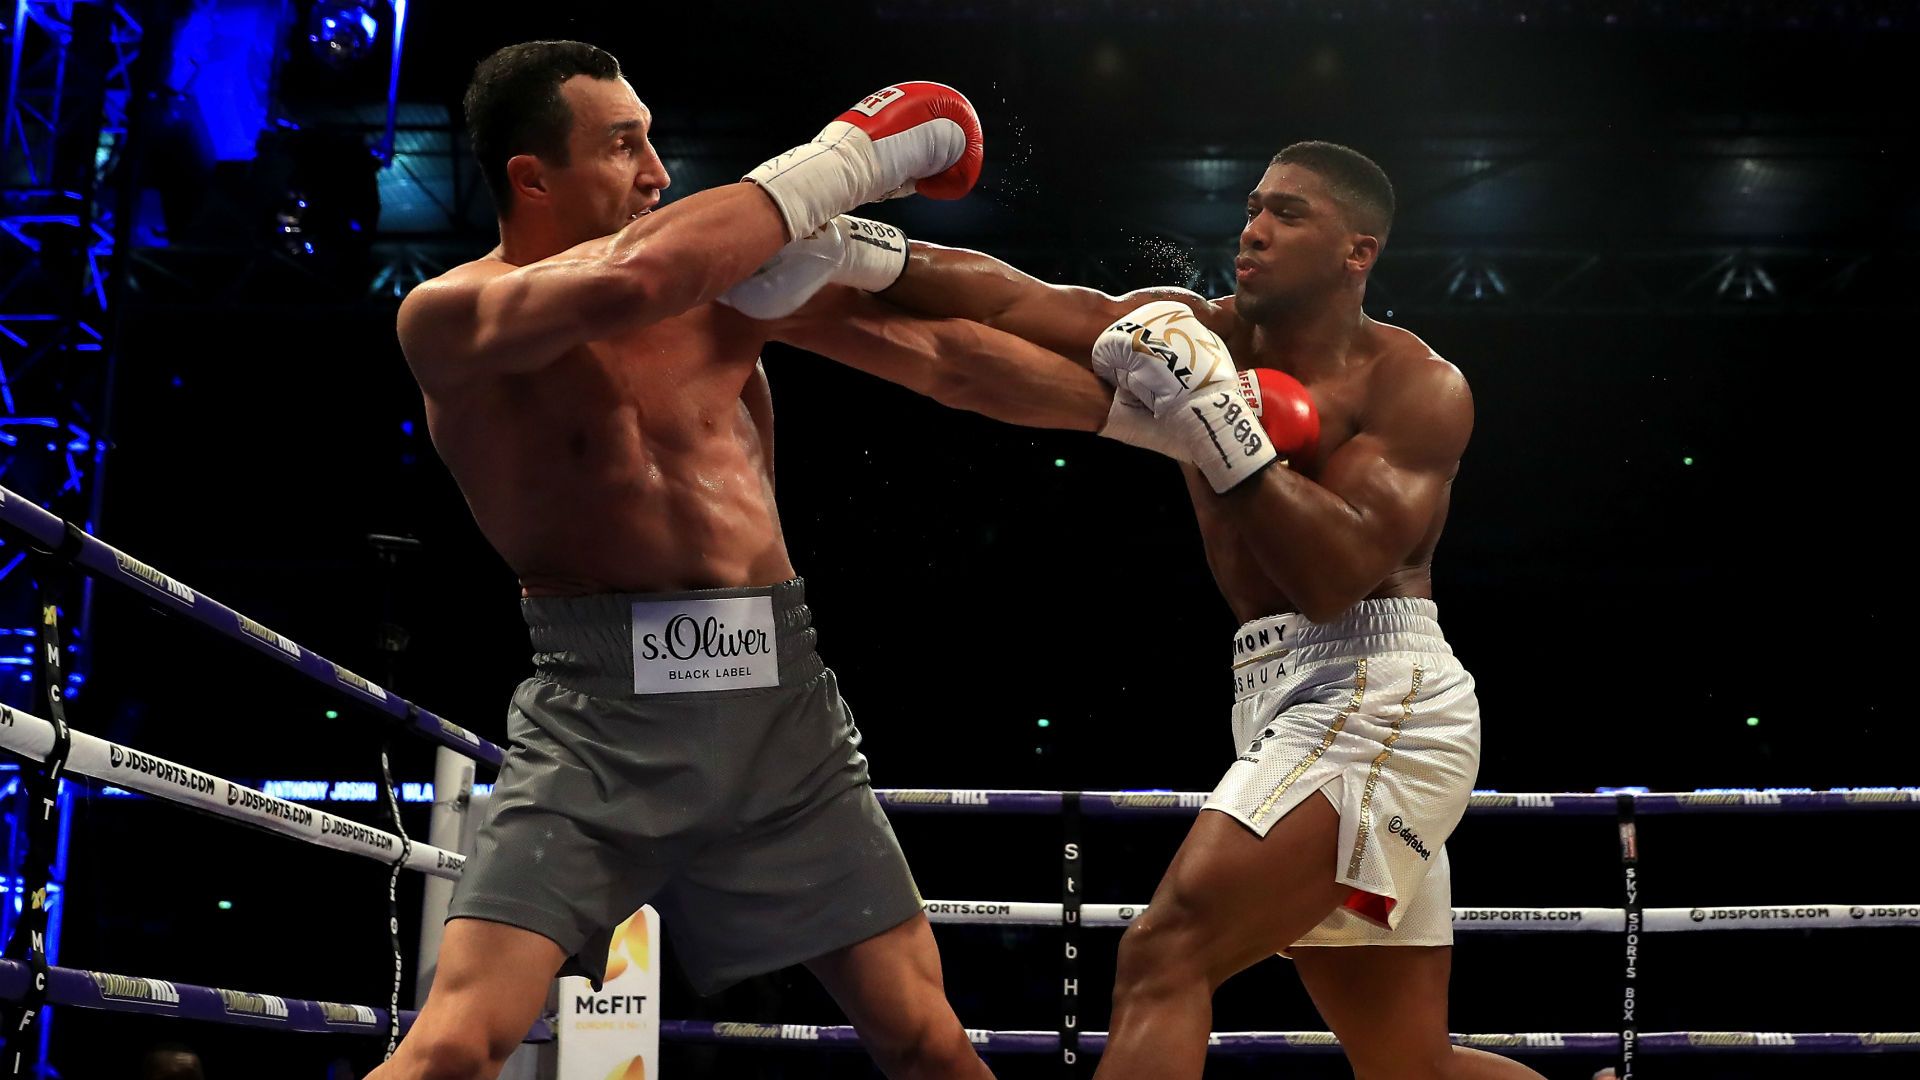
[1250, 658, 1369, 827]
[1348, 664, 1424, 879]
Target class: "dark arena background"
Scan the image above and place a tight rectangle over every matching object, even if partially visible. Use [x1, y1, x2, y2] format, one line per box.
[1, 2, 1914, 1078]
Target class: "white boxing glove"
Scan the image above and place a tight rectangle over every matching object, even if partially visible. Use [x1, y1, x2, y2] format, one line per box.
[718, 216, 909, 320]
[1098, 387, 1188, 460]
[1092, 301, 1277, 493]
[744, 82, 983, 241]
[1090, 299, 1238, 416]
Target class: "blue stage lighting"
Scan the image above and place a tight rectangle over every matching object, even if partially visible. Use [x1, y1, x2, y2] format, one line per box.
[308, 2, 380, 70]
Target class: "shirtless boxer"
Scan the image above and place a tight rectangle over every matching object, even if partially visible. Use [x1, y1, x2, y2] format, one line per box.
[377, 42, 1110, 1080]
[741, 141, 1547, 1080]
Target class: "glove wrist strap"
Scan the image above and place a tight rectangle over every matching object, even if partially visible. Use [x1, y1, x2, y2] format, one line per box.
[835, 216, 910, 292]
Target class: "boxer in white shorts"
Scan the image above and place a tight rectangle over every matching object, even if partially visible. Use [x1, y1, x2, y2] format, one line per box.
[1214, 598, 1478, 955]
[746, 140, 1548, 1079]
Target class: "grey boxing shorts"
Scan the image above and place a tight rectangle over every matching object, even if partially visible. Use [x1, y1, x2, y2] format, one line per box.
[446, 578, 923, 994]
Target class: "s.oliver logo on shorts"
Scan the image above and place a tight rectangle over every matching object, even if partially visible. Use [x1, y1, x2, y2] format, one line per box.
[631, 596, 779, 694]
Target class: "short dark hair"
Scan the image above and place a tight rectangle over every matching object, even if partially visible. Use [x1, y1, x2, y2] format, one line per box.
[1271, 141, 1395, 241]
[463, 40, 622, 218]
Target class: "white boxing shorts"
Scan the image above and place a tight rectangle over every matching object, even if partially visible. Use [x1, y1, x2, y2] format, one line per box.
[1203, 597, 1480, 950]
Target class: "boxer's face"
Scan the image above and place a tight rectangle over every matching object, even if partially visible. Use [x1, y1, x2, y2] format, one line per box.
[540, 75, 670, 242]
[1235, 164, 1374, 322]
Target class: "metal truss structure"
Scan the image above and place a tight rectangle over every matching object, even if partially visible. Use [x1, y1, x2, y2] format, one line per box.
[1, 6, 141, 1054]
[1, 0, 144, 707]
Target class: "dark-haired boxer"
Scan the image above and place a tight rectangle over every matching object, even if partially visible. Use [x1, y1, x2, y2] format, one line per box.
[733, 140, 1545, 1080]
[381, 41, 1113, 1080]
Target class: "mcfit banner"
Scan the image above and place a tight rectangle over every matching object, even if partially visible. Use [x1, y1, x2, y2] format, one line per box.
[558, 906, 660, 1080]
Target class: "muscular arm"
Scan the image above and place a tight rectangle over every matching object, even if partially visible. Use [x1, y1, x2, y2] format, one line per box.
[769, 286, 1111, 431]
[398, 184, 786, 392]
[882, 241, 1226, 356]
[1200, 356, 1473, 622]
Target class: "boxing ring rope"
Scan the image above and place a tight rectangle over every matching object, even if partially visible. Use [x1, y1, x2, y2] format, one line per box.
[912, 901, 1920, 931]
[0, 701, 466, 878]
[0, 483, 501, 1069]
[873, 787, 1920, 815]
[660, 787, 1920, 1068]
[2, 482, 1916, 1069]
[0, 750, 1913, 1066]
[0, 484, 503, 767]
[659, 1022, 1920, 1057]
[0, 696, 541, 1058]
[0, 959, 553, 1042]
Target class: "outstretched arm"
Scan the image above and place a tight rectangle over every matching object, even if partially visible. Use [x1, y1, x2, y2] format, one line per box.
[714, 216, 1233, 356]
[882, 241, 1225, 357]
[767, 286, 1111, 431]
[399, 185, 789, 393]
[1194, 355, 1474, 621]
[401, 80, 986, 393]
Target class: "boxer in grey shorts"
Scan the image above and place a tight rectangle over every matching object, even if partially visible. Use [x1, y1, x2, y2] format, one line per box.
[387, 40, 1107, 1079]
[448, 579, 922, 994]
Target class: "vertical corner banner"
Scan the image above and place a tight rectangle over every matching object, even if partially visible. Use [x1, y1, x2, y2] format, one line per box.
[557, 906, 659, 1080]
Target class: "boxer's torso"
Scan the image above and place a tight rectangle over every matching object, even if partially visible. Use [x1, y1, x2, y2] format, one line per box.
[413, 264, 793, 596]
[1191, 305, 1457, 624]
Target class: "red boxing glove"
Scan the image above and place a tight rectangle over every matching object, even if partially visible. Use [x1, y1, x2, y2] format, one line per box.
[747, 82, 984, 241]
[1236, 369, 1320, 464]
[833, 82, 984, 200]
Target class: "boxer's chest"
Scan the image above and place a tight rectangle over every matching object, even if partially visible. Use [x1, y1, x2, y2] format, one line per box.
[1295, 371, 1368, 477]
[573, 306, 764, 424]
[1221, 322, 1374, 475]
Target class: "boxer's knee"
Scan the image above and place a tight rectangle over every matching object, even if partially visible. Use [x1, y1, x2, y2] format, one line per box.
[1350, 1040, 1503, 1080]
[389, 1027, 509, 1080]
[1112, 900, 1217, 1003]
[862, 1011, 980, 1079]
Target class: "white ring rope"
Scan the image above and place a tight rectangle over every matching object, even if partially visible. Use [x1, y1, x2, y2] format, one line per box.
[918, 900, 1920, 931]
[0, 702, 464, 880]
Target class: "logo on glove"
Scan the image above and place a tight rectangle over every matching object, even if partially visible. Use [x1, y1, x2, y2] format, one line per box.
[1119, 323, 1192, 387]
[848, 86, 906, 117]
[1141, 306, 1229, 389]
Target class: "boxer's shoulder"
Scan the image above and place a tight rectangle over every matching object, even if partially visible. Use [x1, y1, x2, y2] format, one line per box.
[396, 260, 494, 377]
[1362, 321, 1468, 405]
[397, 257, 510, 336]
[1358, 322, 1473, 456]
[416, 252, 515, 294]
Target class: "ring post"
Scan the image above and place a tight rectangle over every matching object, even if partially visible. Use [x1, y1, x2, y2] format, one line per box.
[1616, 793, 1642, 1080]
[414, 746, 476, 1007]
[1060, 791, 1084, 1076]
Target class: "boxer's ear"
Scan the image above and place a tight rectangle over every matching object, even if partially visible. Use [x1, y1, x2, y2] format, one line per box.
[1346, 233, 1381, 276]
[506, 153, 550, 207]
